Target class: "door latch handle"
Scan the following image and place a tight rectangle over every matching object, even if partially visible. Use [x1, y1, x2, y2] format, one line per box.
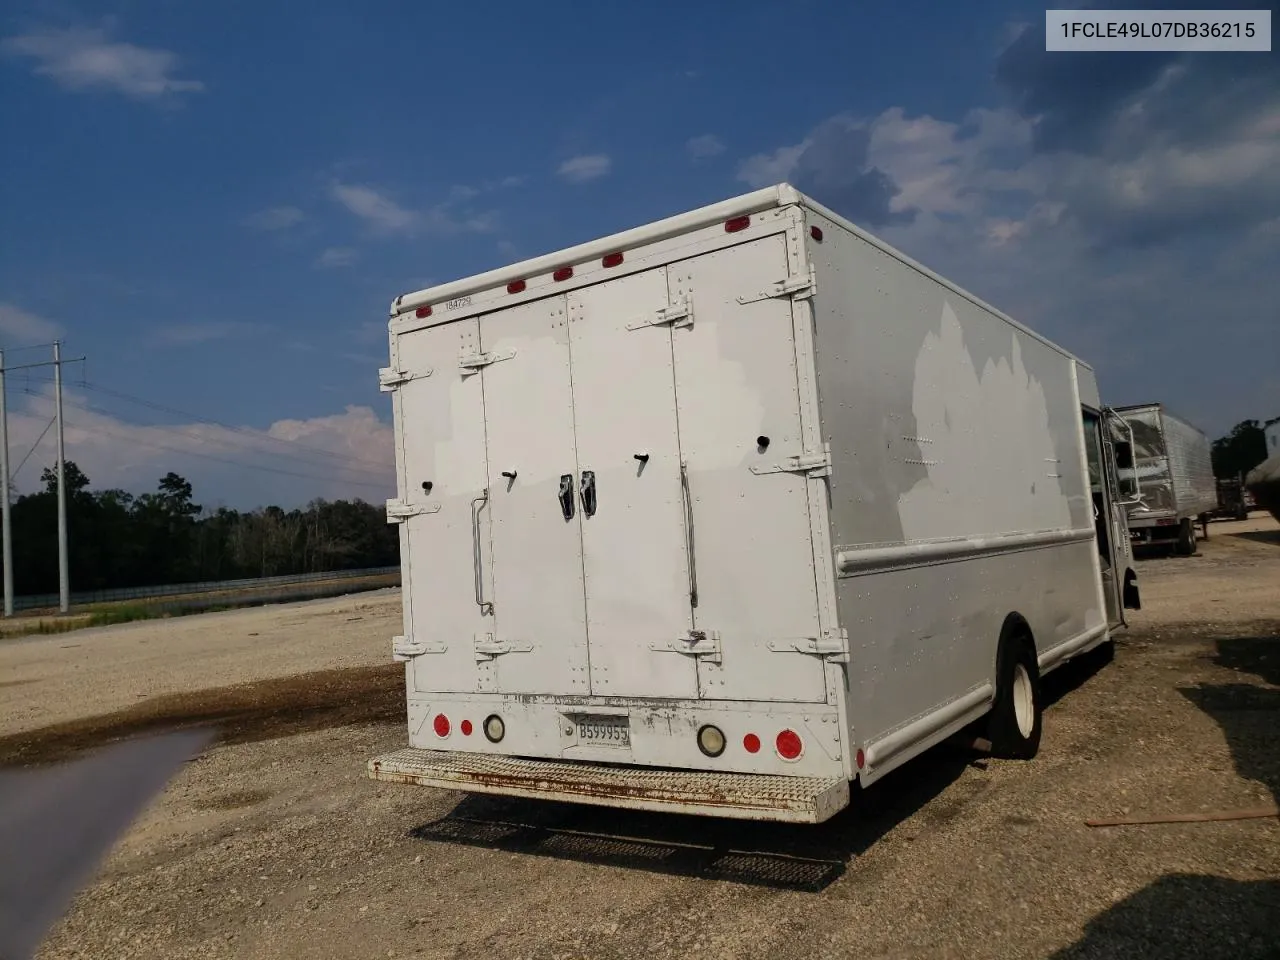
[580, 470, 597, 517]
[558, 474, 575, 521]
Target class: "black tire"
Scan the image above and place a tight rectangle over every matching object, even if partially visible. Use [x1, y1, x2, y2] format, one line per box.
[1175, 518, 1196, 556]
[988, 627, 1043, 760]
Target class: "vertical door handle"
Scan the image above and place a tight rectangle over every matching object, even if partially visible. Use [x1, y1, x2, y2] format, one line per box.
[471, 489, 492, 614]
[680, 461, 698, 608]
[580, 470, 597, 517]
[558, 474, 576, 521]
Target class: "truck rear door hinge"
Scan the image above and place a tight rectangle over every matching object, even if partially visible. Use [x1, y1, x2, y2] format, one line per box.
[626, 299, 692, 331]
[736, 267, 815, 305]
[649, 630, 722, 664]
[386, 498, 441, 523]
[767, 628, 849, 663]
[378, 366, 431, 392]
[750, 443, 832, 478]
[392, 634, 447, 661]
[459, 347, 515, 373]
[474, 633, 534, 661]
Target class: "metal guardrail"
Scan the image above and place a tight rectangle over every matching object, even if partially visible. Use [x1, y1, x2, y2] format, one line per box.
[13, 566, 401, 612]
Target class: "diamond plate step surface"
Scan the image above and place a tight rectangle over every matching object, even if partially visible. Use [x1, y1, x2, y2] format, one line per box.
[368, 748, 849, 823]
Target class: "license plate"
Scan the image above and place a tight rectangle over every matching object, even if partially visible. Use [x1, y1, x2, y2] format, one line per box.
[575, 716, 630, 747]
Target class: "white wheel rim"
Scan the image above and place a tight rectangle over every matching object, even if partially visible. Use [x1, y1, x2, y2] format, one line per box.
[1013, 663, 1034, 738]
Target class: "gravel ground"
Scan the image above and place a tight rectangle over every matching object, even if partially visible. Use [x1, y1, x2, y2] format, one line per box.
[13, 516, 1280, 959]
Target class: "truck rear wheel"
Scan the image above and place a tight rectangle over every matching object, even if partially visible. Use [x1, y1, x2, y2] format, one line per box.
[988, 624, 1043, 760]
[1175, 518, 1196, 556]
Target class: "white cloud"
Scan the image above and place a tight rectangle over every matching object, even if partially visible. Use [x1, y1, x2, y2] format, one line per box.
[244, 206, 304, 231]
[153, 321, 261, 345]
[557, 154, 611, 183]
[7, 386, 395, 509]
[0, 303, 63, 345]
[686, 134, 725, 161]
[1, 26, 203, 100]
[744, 96, 1279, 437]
[330, 182, 416, 232]
[329, 181, 499, 237]
[316, 246, 359, 268]
[737, 143, 807, 188]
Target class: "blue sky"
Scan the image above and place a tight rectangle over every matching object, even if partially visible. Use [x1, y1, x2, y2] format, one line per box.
[1, 1, 1277, 509]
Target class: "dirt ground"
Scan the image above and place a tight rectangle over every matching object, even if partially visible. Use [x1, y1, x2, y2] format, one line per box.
[0, 590, 401, 737]
[8, 515, 1279, 960]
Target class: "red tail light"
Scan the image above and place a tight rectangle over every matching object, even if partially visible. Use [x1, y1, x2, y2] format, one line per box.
[743, 733, 761, 754]
[775, 729, 803, 760]
[415, 305, 432, 319]
[724, 216, 750, 233]
[432, 714, 450, 738]
[460, 720, 474, 736]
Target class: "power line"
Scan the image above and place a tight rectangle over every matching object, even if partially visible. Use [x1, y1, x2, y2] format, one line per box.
[60, 413, 394, 491]
[10, 416, 56, 482]
[32, 387, 393, 480]
[16, 375, 393, 476]
[80, 380, 392, 471]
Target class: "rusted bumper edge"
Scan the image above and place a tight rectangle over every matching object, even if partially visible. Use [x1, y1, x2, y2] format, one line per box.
[367, 748, 850, 824]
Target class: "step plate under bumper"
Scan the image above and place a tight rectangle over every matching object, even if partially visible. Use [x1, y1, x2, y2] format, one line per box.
[368, 748, 849, 823]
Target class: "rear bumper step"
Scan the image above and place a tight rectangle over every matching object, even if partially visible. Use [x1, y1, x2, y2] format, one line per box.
[367, 748, 849, 824]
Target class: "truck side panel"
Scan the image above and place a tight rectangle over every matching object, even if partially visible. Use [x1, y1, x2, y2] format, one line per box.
[1161, 409, 1218, 518]
[804, 207, 1106, 783]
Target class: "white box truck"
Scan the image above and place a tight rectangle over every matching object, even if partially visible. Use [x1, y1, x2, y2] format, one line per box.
[368, 184, 1141, 823]
[1114, 402, 1218, 555]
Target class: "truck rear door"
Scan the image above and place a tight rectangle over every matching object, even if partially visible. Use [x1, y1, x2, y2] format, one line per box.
[393, 320, 492, 695]
[671, 234, 828, 703]
[401, 229, 828, 706]
[569, 269, 699, 698]
[477, 297, 591, 695]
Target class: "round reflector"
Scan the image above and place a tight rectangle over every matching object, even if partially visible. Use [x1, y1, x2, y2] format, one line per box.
[460, 720, 474, 736]
[432, 714, 450, 738]
[483, 714, 505, 743]
[697, 724, 726, 758]
[855, 748, 866, 769]
[743, 733, 761, 754]
[775, 729, 803, 760]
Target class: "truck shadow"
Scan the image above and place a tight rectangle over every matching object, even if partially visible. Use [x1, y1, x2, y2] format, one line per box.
[1049, 626, 1280, 958]
[1046, 874, 1279, 959]
[408, 643, 1114, 893]
[1177, 624, 1280, 808]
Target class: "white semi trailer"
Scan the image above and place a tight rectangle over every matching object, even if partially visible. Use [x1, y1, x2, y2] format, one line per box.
[368, 184, 1140, 823]
[1114, 402, 1218, 555]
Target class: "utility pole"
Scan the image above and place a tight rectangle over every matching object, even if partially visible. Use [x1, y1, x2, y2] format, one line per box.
[0, 348, 12, 618]
[53, 340, 69, 614]
[0, 346, 84, 616]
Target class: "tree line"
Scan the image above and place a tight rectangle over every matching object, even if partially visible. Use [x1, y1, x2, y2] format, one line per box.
[1211, 419, 1275, 481]
[3, 462, 399, 597]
